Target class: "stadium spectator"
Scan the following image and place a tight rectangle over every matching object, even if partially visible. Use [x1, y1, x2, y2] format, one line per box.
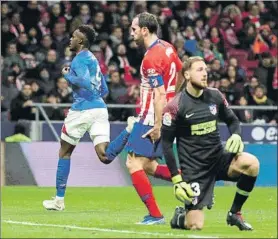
[50, 77, 73, 104]
[10, 83, 37, 121]
[69, 3, 91, 34]
[4, 42, 25, 70]
[109, 43, 136, 84]
[1, 1, 277, 123]
[43, 93, 65, 121]
[5, 123, 31, 142]
[252, 84, 275, 123]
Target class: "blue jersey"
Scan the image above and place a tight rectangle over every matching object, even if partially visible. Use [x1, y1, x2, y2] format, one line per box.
[64, 50, 108, 111]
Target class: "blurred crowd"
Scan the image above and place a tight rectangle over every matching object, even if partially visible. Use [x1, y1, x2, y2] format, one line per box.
[1, 1, 277, 124]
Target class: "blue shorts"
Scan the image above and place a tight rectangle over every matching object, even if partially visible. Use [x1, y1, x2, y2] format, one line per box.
[125, 122, 163, 159]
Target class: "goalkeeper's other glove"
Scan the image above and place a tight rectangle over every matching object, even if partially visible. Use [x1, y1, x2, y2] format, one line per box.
[225, 134, 244, 153]
[172, 175, 194, 205]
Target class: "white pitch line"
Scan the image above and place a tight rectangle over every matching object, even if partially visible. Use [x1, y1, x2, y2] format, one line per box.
[2, 220, 218, 238]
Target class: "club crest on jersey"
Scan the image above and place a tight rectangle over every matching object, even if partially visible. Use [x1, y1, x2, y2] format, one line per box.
[209, 104, 217, 115]
[163, 112, 172, 126]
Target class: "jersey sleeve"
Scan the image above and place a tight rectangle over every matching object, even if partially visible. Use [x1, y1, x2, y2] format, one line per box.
[161, 94, 181, 177]
[216, 90, 241, 135]
[143, 56, 164, 88]
[64, 58, 91, 89]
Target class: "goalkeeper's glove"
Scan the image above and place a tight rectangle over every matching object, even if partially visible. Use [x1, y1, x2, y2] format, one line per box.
[172, 175, 194, 205]
[225, 134, 244, 153]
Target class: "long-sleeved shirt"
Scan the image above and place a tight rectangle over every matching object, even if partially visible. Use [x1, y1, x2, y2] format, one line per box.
[64, 50, 108, 111]
[161, 88, 241, 178]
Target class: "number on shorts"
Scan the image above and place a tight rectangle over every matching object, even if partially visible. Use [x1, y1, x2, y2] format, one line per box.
[190, 182, 201, 196]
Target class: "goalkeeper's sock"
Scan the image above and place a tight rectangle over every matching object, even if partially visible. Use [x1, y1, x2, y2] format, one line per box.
[230, 174, 257, 213]
[56, 158, 71, 198]
[131, 170, 162, 218]
[154, 165, 181, 181]
[105, 129, 129, 162]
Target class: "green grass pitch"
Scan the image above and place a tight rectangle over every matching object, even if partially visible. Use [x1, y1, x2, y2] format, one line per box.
[1, 186, 277, 238]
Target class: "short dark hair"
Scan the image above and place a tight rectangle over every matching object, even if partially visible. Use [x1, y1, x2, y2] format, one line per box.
[78, 25, 96, 48]
[14, 123, 27, 135]
[136, 12, 158, 34]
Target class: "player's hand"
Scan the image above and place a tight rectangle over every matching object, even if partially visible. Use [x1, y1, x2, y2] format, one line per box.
[62, 67, 70, 76]
[142, 124, 161, 142]
[225, 134, 244, 153]
[172, 175, 194, 205]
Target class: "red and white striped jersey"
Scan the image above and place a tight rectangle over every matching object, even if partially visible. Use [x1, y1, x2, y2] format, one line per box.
[138, 39, 182, 125]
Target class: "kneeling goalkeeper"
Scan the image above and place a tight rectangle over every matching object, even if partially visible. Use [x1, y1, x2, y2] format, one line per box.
[161, 57, 259, 231]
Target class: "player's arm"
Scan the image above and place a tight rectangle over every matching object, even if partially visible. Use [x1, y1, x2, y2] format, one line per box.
[63, 61, 91, 89]
[217, 90, 244, 153]
[161, 100, 194, 203]
[100, 74, 108, 97]
[161, 117, 179, 177]
[142, 60, 166, 141]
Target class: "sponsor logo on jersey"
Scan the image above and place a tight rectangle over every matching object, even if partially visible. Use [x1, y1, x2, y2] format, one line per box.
[209, 104, 217, 115]
[191, 120, 216, 136]
[163, 112, 172, 126]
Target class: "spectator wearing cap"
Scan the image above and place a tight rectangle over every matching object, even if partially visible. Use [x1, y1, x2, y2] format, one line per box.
[96, 33, 113, 66]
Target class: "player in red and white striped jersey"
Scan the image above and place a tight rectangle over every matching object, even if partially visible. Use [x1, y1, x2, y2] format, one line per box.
[124, 12, 184, 225]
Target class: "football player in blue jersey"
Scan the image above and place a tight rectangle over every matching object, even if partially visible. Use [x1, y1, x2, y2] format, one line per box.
[43, 25, 135, 210]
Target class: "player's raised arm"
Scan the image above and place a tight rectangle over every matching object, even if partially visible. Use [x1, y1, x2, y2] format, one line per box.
[217, 90, 244, 153]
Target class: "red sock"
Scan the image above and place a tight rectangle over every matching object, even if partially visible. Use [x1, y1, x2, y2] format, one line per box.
[131, 170, 162, 218]
[154, 165, 181, 181]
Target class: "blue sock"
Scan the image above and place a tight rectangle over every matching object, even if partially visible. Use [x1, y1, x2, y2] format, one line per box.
[106, 129, 130, 162]
[56, 158, 71, 197]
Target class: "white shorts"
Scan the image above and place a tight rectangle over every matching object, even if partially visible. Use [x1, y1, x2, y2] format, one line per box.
[61, 108, 110, 146]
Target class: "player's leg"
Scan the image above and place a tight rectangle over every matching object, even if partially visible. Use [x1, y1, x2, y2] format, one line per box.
[92, 112, 136, 164]
[170, 207, 204, 230]
[43, 110, 87, 210]
[170, 173, 215, 230]
[144, 160, 181, 181]
[226, 152, 259, 230]
[126, 153, 165, 224]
